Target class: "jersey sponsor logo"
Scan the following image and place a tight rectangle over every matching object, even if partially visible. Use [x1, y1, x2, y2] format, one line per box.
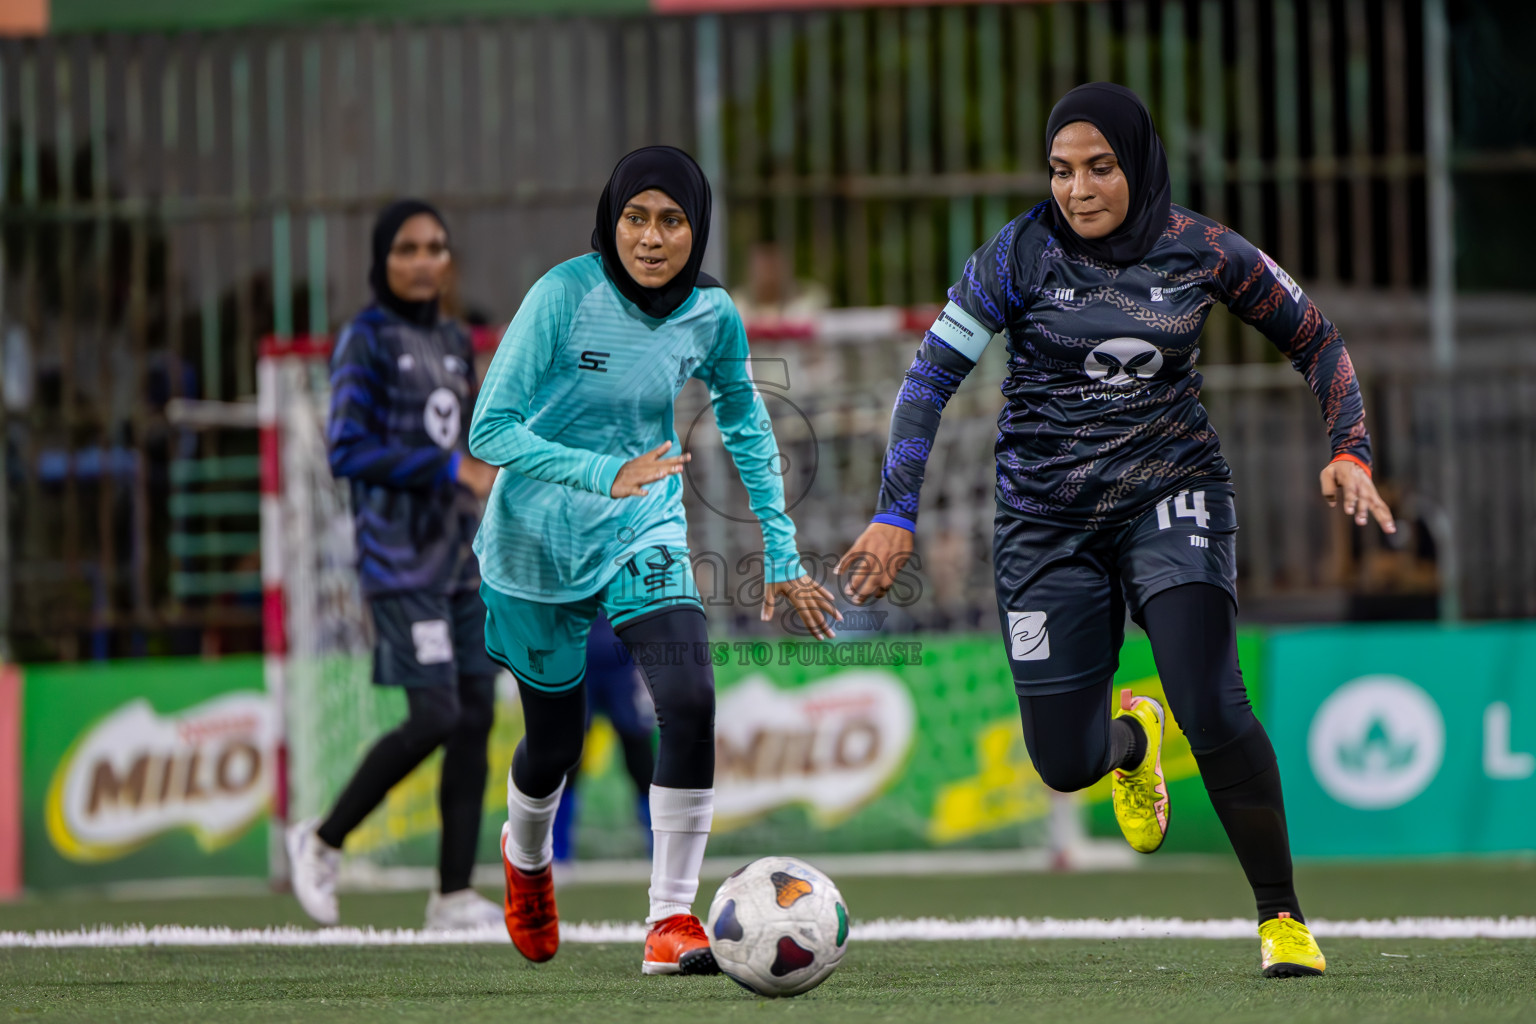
[1084, 338, 1164, 387]
[423, 387, 461, 449]
[579, 350, 611, 372]
[1150, 281, 1199, 302]
[930, 301, 995, 362]
[938, 311, 974, 342]
[1189, 535, 1209, 549]
[1259, 251, 1305, 303]
[1155, 490, 1211, 530]
[410, 619, 453, 665]
[1006, 611, 1051, 662]
[1047, 287, 1075, 302]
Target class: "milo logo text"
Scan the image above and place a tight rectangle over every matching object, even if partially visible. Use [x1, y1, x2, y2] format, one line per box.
[713, 671, 915, 828]
[46, 693, 276, 863]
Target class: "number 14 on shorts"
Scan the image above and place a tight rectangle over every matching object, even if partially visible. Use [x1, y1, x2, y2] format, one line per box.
[1155, 490, 1210, 531]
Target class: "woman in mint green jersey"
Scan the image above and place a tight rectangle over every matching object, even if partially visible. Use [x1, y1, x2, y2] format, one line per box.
[469, 146, 839, 976]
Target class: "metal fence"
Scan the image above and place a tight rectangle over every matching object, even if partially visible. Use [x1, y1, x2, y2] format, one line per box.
[718, 0, 1433, 316]
[0, 0, 1531, 659]
[674, 311, 1536, 641]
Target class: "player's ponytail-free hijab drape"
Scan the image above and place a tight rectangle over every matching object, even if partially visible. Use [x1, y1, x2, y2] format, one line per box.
[368, 197, 448, 326]
[591, 145, 722, 319]
[1044, 82, 1173, 267]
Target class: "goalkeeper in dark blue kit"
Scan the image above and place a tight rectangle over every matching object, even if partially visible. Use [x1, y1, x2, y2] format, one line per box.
[839, 84, 1397, 977]
[286, 199, 504, 931]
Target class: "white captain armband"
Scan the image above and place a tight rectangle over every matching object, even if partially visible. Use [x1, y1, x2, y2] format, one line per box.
[928, 301, 998, 363]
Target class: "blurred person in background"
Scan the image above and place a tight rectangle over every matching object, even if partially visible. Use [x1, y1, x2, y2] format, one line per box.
[729, 241, 830, 324]
[839, 83, 1396, 979]
[286, 199, 504, 932]
[468, 145, 839, 975]
[549, 612, 658, 882]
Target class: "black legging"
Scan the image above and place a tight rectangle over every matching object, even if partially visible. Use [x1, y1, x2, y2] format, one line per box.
[317, 672, 496, 893]
[1018, 583, 1258, 788]
[563, 731, 654, 805]
[512, 605, 715, 799]
[1017, 582, 1300, 921]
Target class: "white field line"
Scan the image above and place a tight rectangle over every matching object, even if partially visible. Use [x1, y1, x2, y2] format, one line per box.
[3, 917, 1535, 949]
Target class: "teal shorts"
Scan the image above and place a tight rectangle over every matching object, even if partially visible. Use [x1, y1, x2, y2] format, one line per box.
[481, 544, 702, 693]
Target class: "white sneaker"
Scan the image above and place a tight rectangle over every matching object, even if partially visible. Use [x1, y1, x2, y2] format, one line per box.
[285, 818, 340, 925]
[424, 888, 504, 931]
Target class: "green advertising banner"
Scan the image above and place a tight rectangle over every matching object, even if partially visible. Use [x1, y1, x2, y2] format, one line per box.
[15, 629, 1263, 890]
[1269, 623, 1536, 858]
[330, 636, 1043, 867]
[333, 631, 1248, 869]
[21, 657, 274, 890]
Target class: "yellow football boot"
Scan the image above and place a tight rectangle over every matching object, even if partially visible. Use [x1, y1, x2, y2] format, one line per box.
[1260, 912, 1327, 977]
[1110, 688, 1170, 854]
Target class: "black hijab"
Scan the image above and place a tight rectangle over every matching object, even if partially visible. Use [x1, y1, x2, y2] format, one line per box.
[369, 198, 448, 326]
[591, 146, 722, 319]
[1043, 83, 1172, 266]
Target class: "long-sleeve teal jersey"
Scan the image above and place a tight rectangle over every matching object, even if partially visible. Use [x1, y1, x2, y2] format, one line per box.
[469, 253, 802, 602]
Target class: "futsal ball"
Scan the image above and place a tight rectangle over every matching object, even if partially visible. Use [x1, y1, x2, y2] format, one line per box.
[705, 856, 849, 997]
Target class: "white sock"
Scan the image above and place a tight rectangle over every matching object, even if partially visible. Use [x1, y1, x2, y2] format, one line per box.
[647, 786, 714, 923]
[505, 772, 564, 873]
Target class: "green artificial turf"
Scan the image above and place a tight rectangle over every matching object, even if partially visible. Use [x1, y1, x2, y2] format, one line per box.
[3, 859, 1534, 1023]
[3, 940, 1534, 1024]
[4, 858, 1534, 933]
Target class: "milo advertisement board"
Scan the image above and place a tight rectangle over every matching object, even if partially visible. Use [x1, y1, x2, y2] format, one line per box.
[21, 657, 274, 889]
[336, 635, 1055, 865]
[335, 633, 1240, 867]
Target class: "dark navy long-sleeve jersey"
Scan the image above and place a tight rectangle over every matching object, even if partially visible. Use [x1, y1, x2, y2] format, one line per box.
[874, 201, 1372, 532]
[328, 305, 483, 596]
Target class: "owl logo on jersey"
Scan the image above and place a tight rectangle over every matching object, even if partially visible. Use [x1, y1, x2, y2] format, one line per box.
[424, 387, 461, 449]
[1085, 338, 1164, 388]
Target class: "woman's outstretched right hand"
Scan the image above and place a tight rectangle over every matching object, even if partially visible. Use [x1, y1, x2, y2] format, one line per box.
[611, 441, 691, 498]
[835, 522, 915, 606]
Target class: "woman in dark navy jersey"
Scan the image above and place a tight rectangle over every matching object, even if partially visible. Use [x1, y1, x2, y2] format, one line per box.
[838, 83, 1395, 978]
[285, 200, 504, 933]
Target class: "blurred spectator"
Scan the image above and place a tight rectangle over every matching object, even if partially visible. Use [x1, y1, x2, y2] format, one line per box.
[731, 242, 830, 324]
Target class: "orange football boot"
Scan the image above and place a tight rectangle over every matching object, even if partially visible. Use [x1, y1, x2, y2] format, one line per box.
[501, 822, 559, 962]
[642, 913, 719, 975]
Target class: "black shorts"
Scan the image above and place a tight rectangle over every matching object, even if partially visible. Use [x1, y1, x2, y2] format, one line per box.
[369, 587, 500, 687]
[992, 479, 1238, 696]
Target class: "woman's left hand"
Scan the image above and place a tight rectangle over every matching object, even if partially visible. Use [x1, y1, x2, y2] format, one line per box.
[1320, 459, 1397, 534]
[761, 575, 844, 641]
